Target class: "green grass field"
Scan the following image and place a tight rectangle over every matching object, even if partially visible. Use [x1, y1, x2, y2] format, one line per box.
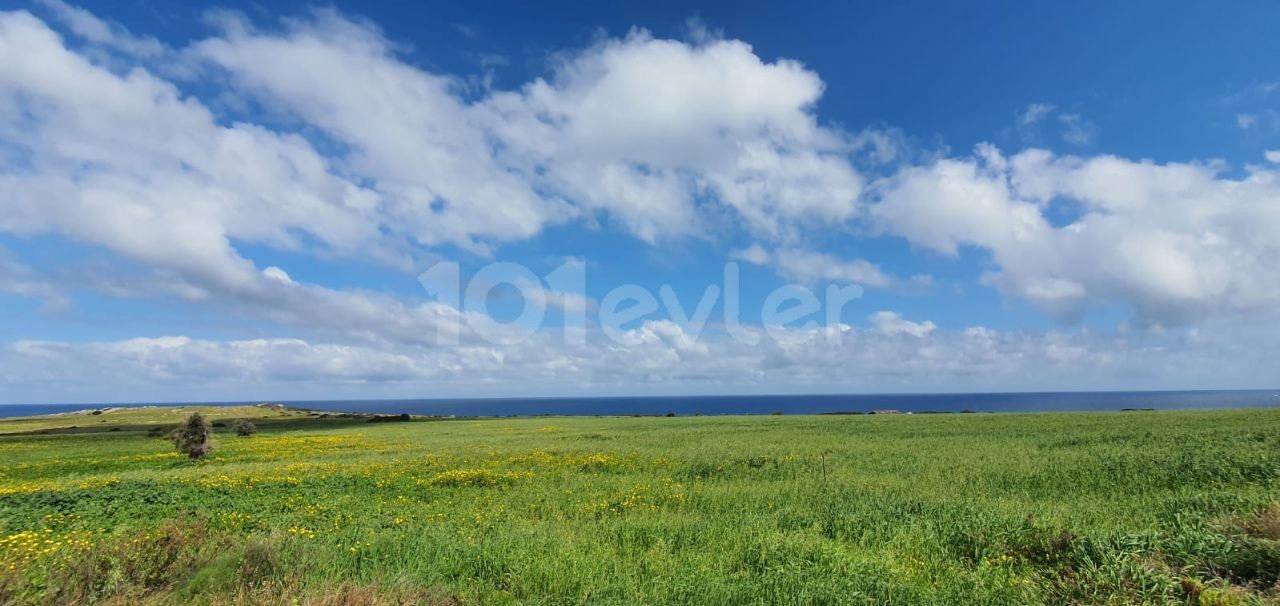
[1, 406, 1278, 605]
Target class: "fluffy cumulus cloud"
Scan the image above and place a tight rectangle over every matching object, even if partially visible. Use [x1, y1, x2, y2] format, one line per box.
[475, 30, 867, 242]
[192, 18, 869, 246]
[0, 11, 377, 293]
[0, 9, 481, 347]
[0, 7, 870, 345]
[872, 144, 1280, 325]
[191, 11, 570, 250]
[0, 7, 874, 330]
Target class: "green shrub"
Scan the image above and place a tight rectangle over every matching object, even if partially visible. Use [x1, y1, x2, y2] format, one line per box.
[169, 413, 214, 459]
[231, 418, 257, 437]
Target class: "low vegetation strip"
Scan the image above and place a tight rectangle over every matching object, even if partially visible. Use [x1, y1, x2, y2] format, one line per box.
[0, 406, 1277, 604]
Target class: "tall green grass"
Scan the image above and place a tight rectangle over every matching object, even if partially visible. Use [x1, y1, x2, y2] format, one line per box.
[1, 408, 1277, 604]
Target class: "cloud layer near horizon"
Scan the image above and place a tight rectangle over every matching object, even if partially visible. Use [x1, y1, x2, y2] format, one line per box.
[6, 315, 1276, 401]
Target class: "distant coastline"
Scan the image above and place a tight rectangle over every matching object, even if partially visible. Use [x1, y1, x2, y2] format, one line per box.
[1, 389, 1277, 420]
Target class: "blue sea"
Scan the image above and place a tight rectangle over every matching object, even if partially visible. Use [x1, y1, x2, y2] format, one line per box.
[0, 390, 1277, 419]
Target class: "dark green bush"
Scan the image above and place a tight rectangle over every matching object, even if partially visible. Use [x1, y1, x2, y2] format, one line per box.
[231, 418, 257, 437]
[169, 413, 214, 459]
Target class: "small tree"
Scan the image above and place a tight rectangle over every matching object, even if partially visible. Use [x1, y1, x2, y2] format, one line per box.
[170, 412, 214, 459]
[231, 418, 257, 437]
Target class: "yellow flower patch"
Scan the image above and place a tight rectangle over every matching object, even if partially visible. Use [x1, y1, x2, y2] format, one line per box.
[0, 528, 95, 571]
[425, 468, 534, 487]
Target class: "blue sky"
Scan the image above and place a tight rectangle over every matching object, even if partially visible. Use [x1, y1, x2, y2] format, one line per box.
[1, 0, 1278, 404]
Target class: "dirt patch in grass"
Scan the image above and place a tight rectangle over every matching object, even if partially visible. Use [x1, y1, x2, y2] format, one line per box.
[1239, 502, 1280, 541]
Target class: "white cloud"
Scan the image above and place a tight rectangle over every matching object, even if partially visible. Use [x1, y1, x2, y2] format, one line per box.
[192, 11, 571, 251]
[1265, 150, 1280, 164]
[0, 246, 68, 311]
[733, 246, 889, 287]
[261, 266, 293, 284]
[3, 316, 1275, 402]
[6, 336, 435, 386]
[871, 143, 1048, 257]
[868, 311, 935, 337]
[37, 0, 164, 59]
[0, 10, 393, 289]
[1058, 113, 1096, 146]
[190, 15, 867, 247]
[0, 7, 876, 322]
[0, 10, 501, 346]
[873, 144, 1280, 324]
[1234, 111, 1280, 132]
[0, 7, 880, 350]
[473, 28, 866, 242]
[1013, 103, 1097, 147]
[730, 244, 771, 266]
[1019, 103, 1055, 126]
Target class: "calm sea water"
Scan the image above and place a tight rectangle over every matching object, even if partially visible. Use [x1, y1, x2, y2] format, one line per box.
[1, 390, 1277, 419]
